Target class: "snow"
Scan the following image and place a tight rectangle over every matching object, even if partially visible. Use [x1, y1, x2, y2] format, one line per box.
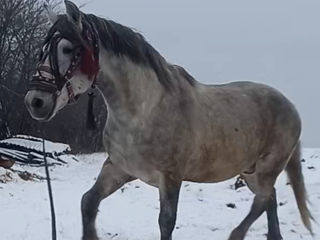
[0, 150, 319, 240]
[0, 135, 71, 154]
[0, 135, 73, 166]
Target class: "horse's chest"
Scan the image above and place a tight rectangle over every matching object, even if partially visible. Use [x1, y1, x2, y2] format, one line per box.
[104, 116, 251, 184]
[103, 126, 176, 185]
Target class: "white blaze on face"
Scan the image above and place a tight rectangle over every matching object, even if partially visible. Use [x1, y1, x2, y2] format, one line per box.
[52, 38, 94, 113]
[56, 38, 74, 76]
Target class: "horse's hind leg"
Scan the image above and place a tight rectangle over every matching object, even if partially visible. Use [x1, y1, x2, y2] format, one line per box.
[228, 152, 288, 240]
[266, 189, 282, 240]
[228, 189, 282, 240]
[228, 194, 270, 240]
[81, 158, 135, 240]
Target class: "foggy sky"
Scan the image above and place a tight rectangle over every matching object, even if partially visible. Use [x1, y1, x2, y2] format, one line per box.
[73, 0, 320, 147]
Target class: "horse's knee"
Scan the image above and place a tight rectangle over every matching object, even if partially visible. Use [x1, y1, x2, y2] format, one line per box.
[81, 188, 101, 221]
[81, 189, 101, 240]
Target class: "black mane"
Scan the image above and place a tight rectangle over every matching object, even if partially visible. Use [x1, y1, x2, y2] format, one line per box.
[46, 14, 196, 88]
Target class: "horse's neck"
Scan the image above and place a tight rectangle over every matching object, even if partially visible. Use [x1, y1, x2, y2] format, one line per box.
[97, 49, 165, 122]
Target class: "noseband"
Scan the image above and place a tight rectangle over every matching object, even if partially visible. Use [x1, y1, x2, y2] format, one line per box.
[28, 21, 99, 104]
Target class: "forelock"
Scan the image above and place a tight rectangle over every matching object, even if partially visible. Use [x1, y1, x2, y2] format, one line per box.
[45, 15, 83, 45]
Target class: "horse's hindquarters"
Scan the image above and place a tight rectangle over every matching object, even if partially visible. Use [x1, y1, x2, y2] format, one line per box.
[181, 82, 301, 183]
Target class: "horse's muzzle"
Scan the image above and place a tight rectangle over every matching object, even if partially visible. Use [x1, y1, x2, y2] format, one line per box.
[24, 90, 55, 121]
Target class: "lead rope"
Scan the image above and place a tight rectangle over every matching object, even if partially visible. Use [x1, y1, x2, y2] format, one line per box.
[42, 130, 57, 240]
[86, 91, 96, 130]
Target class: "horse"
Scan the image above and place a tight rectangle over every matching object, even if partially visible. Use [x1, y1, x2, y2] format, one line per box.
[24, 1, 313, 239]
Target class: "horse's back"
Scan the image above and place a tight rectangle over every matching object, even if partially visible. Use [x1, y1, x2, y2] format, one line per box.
[196, 81, 301, 137]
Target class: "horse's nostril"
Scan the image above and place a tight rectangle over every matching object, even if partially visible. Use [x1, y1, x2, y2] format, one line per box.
[31, 98, 44, 109]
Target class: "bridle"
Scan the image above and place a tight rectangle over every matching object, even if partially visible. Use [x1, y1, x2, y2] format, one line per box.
[28, 20, 99, 104]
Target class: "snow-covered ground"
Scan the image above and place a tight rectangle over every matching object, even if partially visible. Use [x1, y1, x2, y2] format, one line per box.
[0, 149, 319, 240]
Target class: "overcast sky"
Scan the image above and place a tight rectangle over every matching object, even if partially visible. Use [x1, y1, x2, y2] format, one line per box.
[72, 0, 320, 147]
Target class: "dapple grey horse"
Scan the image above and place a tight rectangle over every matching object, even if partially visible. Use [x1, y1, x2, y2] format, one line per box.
[24, 1, 313, 239]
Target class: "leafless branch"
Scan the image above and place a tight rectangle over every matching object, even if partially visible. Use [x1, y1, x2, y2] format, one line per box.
[0, 84, 24, 97]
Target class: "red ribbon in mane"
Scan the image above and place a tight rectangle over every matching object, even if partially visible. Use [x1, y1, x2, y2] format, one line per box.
[80, 47, 99, 80]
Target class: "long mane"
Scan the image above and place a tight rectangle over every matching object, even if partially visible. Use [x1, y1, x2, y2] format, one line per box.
[46, 13, 197, 88]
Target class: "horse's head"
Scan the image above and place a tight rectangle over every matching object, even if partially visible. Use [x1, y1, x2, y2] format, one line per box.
[25, 1, 99, 121]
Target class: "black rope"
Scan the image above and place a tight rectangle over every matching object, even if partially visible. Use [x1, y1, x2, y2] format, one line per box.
[86, 91, 96, 130]
[42, 130, 57, 240]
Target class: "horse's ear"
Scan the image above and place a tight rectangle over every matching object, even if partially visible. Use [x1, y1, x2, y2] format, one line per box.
[65, 0, 82, 31]
[44, 3, 58, 25]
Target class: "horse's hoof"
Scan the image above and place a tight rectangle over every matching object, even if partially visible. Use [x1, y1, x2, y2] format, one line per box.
[267, 233, 283, 240]
[82, 235, 99, 240]
[228, 230, 245, 240]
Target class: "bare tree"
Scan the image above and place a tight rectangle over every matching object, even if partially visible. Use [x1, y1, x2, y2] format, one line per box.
[0, 0, 52, 140]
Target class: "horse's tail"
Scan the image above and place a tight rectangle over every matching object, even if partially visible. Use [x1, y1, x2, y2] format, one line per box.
[286, 142, 314, 235]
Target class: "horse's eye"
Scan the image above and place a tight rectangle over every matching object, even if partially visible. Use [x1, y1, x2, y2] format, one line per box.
[63, 47, 73, 54]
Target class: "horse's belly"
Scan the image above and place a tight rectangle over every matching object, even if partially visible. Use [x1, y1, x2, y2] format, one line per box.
[182, 152, 255, 183]
[182, 164, 236, 183]
[183, 165, 240, 183]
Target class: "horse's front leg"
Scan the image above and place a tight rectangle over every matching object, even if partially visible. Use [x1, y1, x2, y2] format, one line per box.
[81, 158, 135, 240]
[158, 174, 182, 240]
